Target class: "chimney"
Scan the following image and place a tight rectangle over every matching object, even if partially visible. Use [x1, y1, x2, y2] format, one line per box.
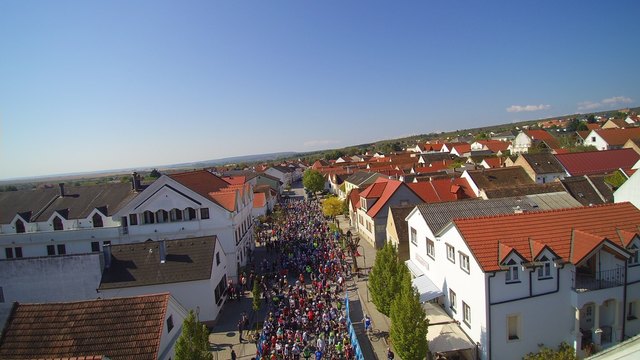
[159, 240, 167, 264]
[131, 172, 141, 192]
[58, 183, 65, 197]
[103, 244, 112, 269]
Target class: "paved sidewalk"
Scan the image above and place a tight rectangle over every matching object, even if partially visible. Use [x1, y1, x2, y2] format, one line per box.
[336, 215, 391, 360]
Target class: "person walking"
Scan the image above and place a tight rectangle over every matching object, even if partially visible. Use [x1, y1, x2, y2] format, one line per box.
[238, 318, 244, 342]
[231, 348, 237, 360]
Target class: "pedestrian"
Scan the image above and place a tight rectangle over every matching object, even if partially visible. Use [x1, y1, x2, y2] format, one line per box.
[364, 314, 371, 334]
[238, 319, 244, 342]
[231, 348, 237, 360]
[387, 347, 395, 360]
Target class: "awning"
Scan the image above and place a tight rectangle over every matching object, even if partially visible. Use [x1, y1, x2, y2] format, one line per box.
[405, 259, 425, 278]
[412, 275, 443, 303]
[423, 303, 476, 355]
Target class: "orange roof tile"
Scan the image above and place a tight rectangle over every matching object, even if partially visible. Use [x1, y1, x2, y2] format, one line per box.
[555, 149, 640, 176]
[253, 192, 267, 208]
[359, 178, 403, 217]
[525, 129, 561, 150]
[570, 229, 607, 264]
[223, 176, 246, 185]
[453, 203, 640, 272]
[595, 128, 640, 146]
[0, 294, 169, 360]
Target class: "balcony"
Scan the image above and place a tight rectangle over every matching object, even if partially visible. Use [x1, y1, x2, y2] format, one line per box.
[573, 267, 625, 292]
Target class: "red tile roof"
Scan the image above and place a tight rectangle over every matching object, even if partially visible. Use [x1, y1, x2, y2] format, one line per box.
[525, 129, 561, 150]
[595, 128, 640, 147]
[586, 123, 601, 131]
[223, 176, 246, 185]
[253, 192, 267, 208]
[477, 140, 511, 153]
[481, 157, 503, 168]
[348, 188, 361, 210]
[450, 144, 472, 155]
[554, 149, 640, 176]
[0, 294, 169, 360]
[453, 203, 640, 272]
[408, 178, 475, 203]
[359, 178, 403, 217]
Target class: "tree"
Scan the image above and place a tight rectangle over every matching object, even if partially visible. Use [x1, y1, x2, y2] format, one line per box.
[390, 264, 429, 360]
[149, 169, 161, 178]
[252, 279, 262, 331]
[175, 310, 213, 360]
[302, 169, 325, 194]
[322, 196, 343, 219]
[368, 241, 403, 316]
[523, 342, 577, 360]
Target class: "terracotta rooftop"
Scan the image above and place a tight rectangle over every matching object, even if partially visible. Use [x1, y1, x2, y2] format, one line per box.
[170, 170, 238, 211]
[359, 178, 403, 217]
[554, 149, 640, 176]
[452, 202, 640, 272]
[253, 192, 267, 208]
[525, 129, 561, 150]
[0, 294, 170, 360]
[407, 178, 475, 203]
[595, 128, 640, 147]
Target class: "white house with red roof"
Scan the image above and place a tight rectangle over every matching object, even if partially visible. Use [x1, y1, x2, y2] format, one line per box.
[405, 202, 640, 359]
[512, 130, 562, 154]
[113, 170, 254, 282]
[583, 128, 640, 151]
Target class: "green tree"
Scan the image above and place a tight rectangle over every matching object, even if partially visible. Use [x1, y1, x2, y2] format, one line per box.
[390, 264, 429, 360]
[322, 196, 343, 219]
[175, 310, 213, 360]
[523, 342, 577, 360]
[149, 169, 162, 178]
[576, 122, 588, 131]
[303, 169, 325, 194]
[252, 279, 262, 331]
[368, 241, 402, 315]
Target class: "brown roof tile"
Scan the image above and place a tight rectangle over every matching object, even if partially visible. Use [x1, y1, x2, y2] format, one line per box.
[0, 294, 169, 360]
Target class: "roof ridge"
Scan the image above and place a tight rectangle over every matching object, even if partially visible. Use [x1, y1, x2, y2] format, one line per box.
[453, 202, 621, 223]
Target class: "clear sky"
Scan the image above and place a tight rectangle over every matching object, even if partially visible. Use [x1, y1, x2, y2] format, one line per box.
[1, 1, 639, 180]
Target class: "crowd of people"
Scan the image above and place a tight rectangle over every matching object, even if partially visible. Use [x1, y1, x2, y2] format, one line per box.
[253, 199, 356, 360]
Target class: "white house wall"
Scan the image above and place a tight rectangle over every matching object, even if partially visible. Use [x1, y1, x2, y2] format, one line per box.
[614, 170, 640, 209]
[158, 297, 189, 360]
[437, 226, 489, 359]
[99, 278, 219, 322]
[0, 253, 103, 304]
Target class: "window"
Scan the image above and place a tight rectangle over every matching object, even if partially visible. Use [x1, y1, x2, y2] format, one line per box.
[143, 211, 155, 224]
[103, 240, 111, 246]
[91, 241, 100, 252]
[92, 213, 103, 228]
[155, 210, 168, 223]
[15, 219, 25, 233]
[47, 245, 55, 256]
[449, 289, 457, 312]
[201, 208, 210, 220]
[5, 248, 13, 259]
[426, 239, 435, 259]
[446, 244, 456, 263]
[591, 136, 596, 142]
[216, 252, 221, 266]
[53, 216, 63, 231]
[460, 253, 470, 273]
[57, 244, 66, 255]
[186, 207, 196, 221]
[166, 315, 174, 332]
[463, 302, 471, 326]
[129, 213, 138, 225]
[214, 275, 227, 305]
[15, 247, 22, 258]
[507, 315, 520, 340]
[410, 227, 417, 245]
[628, 301, 637, 321]
[170, 208, 183, 222]
[506, 259, 520, 283]
[537, 256, 552, 279]
[629, 245, 639, 266]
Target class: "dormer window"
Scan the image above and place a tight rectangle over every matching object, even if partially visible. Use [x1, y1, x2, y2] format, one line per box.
[155, 210, 168, 223]
[15, 219, 25, 234]
[505, 259, 520, 283]
[185, 207, 196, 221]
[170, 208, 183, 222]
[92, 213, 103, 228]
[53, 216, 63, 231]
[537, 256, 552, 279]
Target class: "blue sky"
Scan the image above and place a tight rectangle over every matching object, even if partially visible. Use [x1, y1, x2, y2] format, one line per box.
[1, 1, 639, 180]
